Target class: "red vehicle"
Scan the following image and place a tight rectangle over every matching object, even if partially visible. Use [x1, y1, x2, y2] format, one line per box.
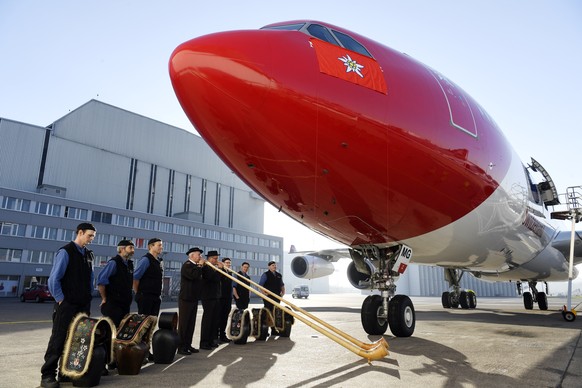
[20, 284, 54, 303]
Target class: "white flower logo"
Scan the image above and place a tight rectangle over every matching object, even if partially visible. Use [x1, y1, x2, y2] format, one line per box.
[338, 54, 364, 78]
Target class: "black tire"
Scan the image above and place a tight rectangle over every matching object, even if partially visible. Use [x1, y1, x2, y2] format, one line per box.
[468, 291, 477, 309]
[388, 295, 415, 337]
[537, 292, 548, 310]
[361, 295, 388, 335]
[563, 311, 576, 322]
[459, 291, 470, 309]
[19, 295, 25, 303]
[441, 292, 451, 308]
[523, 292, 534, 310]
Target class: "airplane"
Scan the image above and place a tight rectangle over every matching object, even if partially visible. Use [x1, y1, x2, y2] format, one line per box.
[169, 20, 582, 337]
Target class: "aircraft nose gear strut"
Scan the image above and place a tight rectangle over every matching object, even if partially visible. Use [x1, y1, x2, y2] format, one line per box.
[441, 268, 477, 309]
[351, 245, 415, 337]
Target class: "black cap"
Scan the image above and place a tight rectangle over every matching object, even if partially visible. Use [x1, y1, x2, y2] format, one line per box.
[206, 250, 219, 257]
[76, 222, 96, 232]
[148, 238, 162, 246]
[117, 239, 134, 247]
[268, 261, 276, 266]
[186, 247, 203, 255]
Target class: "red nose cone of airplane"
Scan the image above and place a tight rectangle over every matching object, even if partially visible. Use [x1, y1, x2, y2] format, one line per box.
[170, 26, 507, 246]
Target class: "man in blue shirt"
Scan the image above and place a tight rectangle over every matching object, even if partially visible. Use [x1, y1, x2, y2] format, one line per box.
[40, 222, 96, 388]
[132, 238, 164, 316]
[97, 239, 135, 328]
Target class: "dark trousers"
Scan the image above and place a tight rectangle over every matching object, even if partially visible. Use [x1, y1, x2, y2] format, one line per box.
[235, 294, 249, 310]
[100, 301, 130, 328]
[200, 299, 219, 346]
[218, 298, 232, 338]
[41, 301, 90, 379]
[178, 299, 198, 349]
[136, 293, 161, 317]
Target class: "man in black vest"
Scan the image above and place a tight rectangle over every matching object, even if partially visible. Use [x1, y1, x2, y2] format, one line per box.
[178, 247, 204, 355]
[97, 239, 135, 328]
[40, 222, 96, 388]
[233, 262, 251, 310]
[217, 257, 233, 343]
[259, 261, 285, 336]
[133, 238, 164, 317]
[199, 250, 223, 350]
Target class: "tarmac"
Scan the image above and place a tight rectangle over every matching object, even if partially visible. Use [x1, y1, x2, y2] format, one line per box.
[1, 294, 581, 388]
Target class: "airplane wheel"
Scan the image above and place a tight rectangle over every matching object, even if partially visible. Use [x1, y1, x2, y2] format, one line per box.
[388, 295, 415, 337]
[537, 292, 548, 310]
[449, 294, 460, 309]
[468, 291, 477, 309]
[441, 292, 451, 308]
[523, 292, 534, 310]
[361, 295, 388, 335]
[459, 291, 470, 309]
[563, 311, 576, 322]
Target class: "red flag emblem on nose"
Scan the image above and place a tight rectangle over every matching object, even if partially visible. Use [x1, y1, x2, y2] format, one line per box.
[311, 38, 387, 95]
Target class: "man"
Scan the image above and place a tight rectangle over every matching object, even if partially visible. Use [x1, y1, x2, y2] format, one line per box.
[232, 262, 251, 310]
[217, 257, 233, 343]
[199, 250, 223, 350]
[40, 223, 96, 388]
[97, 239, 135, 328]
[133, 238, 164, 317]
[259, 261, 285, 336]
[177, 247, 204, 355]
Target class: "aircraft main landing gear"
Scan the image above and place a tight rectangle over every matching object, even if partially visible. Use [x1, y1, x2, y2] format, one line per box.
[516, 281, 548, 311]
[441, 268, 477, 310]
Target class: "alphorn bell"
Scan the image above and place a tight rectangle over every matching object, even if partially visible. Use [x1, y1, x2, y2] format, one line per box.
[204, 261, 388, 363]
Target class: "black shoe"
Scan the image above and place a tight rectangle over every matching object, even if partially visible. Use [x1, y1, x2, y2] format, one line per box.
[107, 361, 117, 370]
[188, 346, 199, 353]
[148, 352, 155, 362]
[40, 376, 60, 388]
[210, 341, 219, 348]
[270, 329, 280, 336]
[177, 347, 192, 355]
[220, 337, 231, 343]
[57, 374, 71, 383]
[200, 343, 212, 350]
[101, 368, 109, 376]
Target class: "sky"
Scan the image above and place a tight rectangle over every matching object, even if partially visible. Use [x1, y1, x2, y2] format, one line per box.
[1, 1, 581, 292]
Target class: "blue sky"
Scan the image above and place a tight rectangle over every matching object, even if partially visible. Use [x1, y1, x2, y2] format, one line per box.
[1, 1, 581, 291]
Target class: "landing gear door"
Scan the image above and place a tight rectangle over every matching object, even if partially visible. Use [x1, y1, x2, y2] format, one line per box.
[392, 245, 413, 274]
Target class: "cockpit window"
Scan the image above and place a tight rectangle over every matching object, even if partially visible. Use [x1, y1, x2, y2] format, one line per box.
[307, 24, 339, 45]
[331, 29, 372, 57]
[263, 23, 305, 31]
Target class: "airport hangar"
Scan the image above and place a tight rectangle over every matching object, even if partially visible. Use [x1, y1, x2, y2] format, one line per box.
[0, 99, 514, 298]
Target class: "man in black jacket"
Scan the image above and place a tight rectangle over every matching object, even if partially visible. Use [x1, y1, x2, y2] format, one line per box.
[40, 222, 96, 388]
[199, 250, 223, 350]
[97, 239, 135, 328]
[178, 247, 204, 355]
[133, 238, 164, 316]
[217, 257, 233, 343]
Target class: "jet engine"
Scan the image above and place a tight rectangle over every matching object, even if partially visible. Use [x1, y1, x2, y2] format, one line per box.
[290, 255, 334, 279]
[346, 260, 374, 290]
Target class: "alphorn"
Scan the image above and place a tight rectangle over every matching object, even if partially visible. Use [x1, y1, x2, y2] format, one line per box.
[204, 261, 388, 362]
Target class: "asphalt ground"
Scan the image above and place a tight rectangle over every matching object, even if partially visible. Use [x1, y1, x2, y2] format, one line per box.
[1, 294, 581, 388]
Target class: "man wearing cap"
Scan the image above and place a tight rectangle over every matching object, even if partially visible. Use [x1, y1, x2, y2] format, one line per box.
[177, 247, 205, 355]
[199, 250, 223, 350]
[133, 238, 164, 317]
[40, 223, 96, 388]
[97, 239, 135, 328]
[259, 261, 285, 336]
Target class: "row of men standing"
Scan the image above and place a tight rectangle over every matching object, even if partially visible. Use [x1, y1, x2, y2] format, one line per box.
[39, 222, 278, 388]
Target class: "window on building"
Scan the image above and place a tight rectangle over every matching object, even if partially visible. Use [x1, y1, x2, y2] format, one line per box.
[31, 226, 58, 240]
[29, 250, 54, 264]
[91, 211, 112, 224]
[0, 248, 23, 262]
[115, 214, 135, 227]
[137, 218, 155, 230]
[271, 240, 281, 249]
[64, 206, 89, 220]
[1, 197, 31, 212]
[157, 221, 173, 233]
[34, 202, 61, 216]
[0, 222, 26, 237]
[93, 255, 108, 267]
[93, 233, 111, 246]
